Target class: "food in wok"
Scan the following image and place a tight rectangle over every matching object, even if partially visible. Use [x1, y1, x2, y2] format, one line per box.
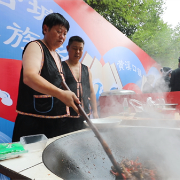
[110, 158, 158, 180]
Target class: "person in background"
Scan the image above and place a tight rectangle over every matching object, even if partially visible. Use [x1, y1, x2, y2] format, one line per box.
[142, 74, 155, 93]
[12, 13, 81, 142]
[154, 67, 172, 92]
[62, 36, 99, 130]
[170, 57, 180, 91]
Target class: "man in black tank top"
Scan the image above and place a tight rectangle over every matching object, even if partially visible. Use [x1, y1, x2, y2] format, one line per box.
[12, 13, 81, 142]
[62, 36, 99, 130]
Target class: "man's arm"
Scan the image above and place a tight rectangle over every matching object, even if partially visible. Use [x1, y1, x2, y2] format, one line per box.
[88, 69, 99, 118]
[22, 42, 80, 113]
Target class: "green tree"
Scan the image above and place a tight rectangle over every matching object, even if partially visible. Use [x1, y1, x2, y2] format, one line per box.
[132, 20, 180, 69]
[84, 0, 164, 37]
[170, 23, 180, 68]
[84, 0, 179, 69]
[132, 19, 174, 66]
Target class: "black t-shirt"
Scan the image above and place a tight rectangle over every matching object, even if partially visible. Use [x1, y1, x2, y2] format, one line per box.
[170, 68, 180, 92]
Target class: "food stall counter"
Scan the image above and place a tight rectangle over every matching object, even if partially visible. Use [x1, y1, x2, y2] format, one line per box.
[1, 114, 180, 179]
[0, 131, 85, 180]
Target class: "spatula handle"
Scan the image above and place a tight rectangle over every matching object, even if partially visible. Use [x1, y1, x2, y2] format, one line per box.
[61, 81, 122, 176]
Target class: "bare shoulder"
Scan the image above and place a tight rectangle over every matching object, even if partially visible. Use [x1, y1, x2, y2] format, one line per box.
[23, 41, 42, 56]
[23, 41, 43, 73]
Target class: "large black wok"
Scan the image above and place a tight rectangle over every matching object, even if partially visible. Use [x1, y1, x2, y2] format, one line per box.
[42, 126, 180, 180]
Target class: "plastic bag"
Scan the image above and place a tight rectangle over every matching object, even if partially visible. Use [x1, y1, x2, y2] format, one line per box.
[129, 99, 144, 112]
[0, 142, 28, 160]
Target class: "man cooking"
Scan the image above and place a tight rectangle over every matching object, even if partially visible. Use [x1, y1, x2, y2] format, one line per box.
[62, 36, 99, 130]
[12, 13, 81, 142]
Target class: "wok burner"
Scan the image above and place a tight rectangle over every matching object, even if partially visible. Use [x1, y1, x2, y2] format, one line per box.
[42, 126, 180, 180]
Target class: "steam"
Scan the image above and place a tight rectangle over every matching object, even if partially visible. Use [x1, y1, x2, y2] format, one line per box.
[97, 86, 180, 179]
[90, 64, 180, 179]
[101, 126, 180, 180]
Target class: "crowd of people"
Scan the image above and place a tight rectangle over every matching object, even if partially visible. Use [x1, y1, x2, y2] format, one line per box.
[142, 57, 180, 93]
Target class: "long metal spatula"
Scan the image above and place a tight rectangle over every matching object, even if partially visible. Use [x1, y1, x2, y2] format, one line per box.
[61, 81, 122, 177]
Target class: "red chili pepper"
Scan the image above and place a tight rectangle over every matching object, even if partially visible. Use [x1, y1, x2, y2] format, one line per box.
[150, 170, 156, 180]
[121, 173, 127, 180]
[110, 170, 120, 177]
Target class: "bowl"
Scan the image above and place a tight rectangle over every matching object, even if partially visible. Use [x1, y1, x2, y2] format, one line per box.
[84, 118, 121, 129]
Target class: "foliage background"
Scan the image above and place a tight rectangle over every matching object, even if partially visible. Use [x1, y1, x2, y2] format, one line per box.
[84, 0, 180, 70]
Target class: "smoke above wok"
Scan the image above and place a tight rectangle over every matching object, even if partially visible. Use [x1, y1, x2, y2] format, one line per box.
[43, 126, 180, 180]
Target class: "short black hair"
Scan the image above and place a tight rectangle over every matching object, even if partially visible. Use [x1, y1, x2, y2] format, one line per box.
[178, 57, 180, 62]
[68, 36, 85, 46]
[162, 67, 171, 72]
[42, 13, 70, 35]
